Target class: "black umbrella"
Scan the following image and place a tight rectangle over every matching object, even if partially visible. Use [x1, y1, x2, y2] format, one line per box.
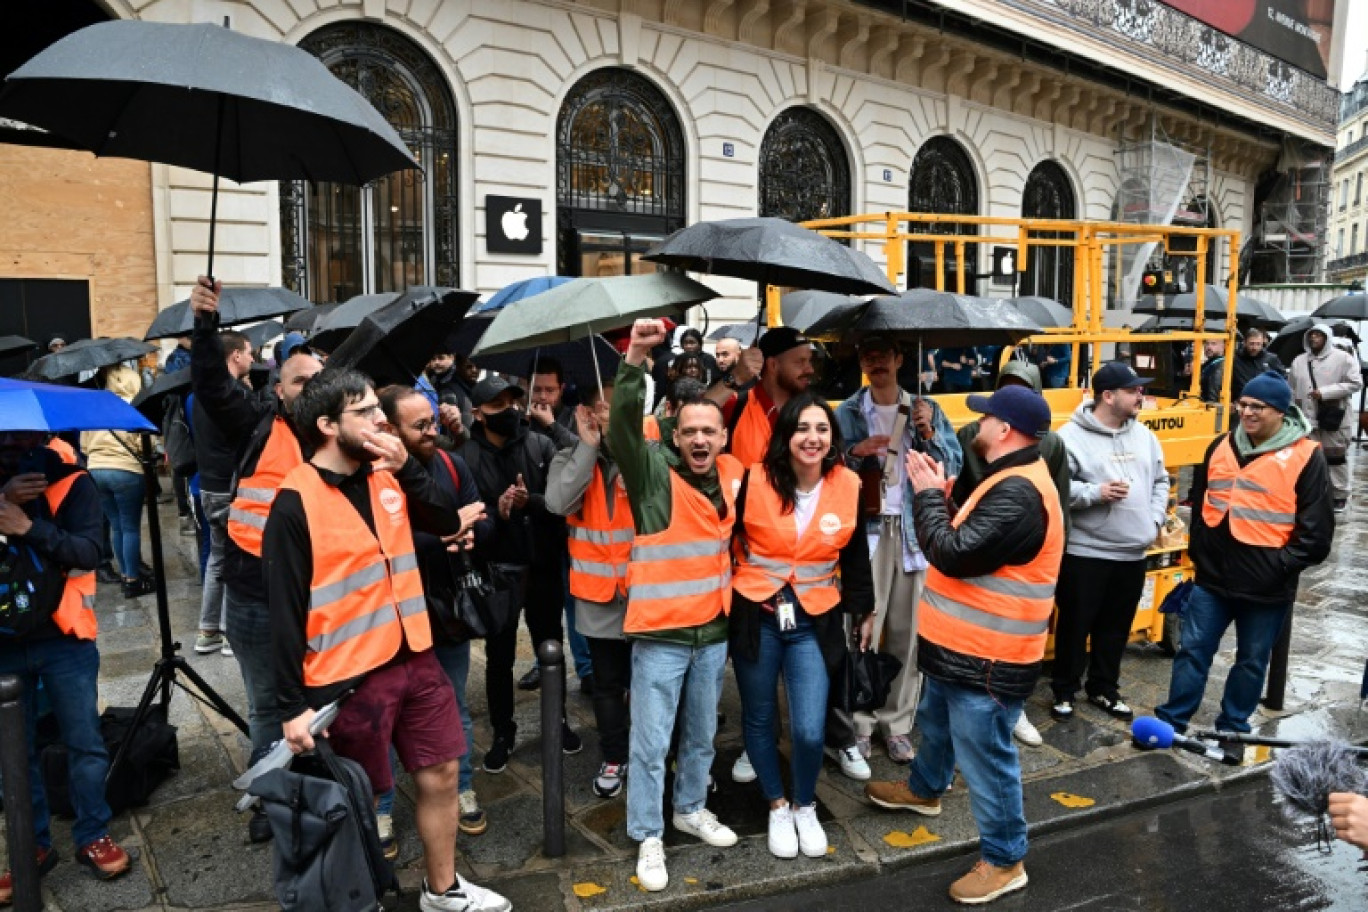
[1135, 315, 1230, 333]
[23, 337, 155, 381]
[0, 335, 37, 357]
[0, 20, 417, 277]
[284, 302, 341, 336]
[144, 287, 311, 340]
[643, 217, 896, 297]
[1269, 316, 1359, 364]
[707, 323, 765, 346]
[805, 289, 1042, 347]
[780, 290, 869, 334]
[1134, 286, 1285, 329]
[472, 335, 622, 389]
[308, 293, 400, 353]
[326, 287, 478, 385]
[1004, 296, 1074, 328]
[241, 320, 285, 353]
[1312, 293, 1368, 321]
[449, 313, 493, 358]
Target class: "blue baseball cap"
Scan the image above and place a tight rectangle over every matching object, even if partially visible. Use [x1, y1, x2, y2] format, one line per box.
[966, 385, 1052, 439]
[278, 331, 311, 362]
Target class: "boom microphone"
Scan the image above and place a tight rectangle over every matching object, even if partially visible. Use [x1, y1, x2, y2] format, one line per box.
[1131, 716, 1240, 766]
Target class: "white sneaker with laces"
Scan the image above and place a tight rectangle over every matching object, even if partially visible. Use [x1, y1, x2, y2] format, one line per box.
[767, 804, 798, 858]
[731, 751, 757, 783]
[830, 744, 871, 781]
[672, 807, 738, 847]
[636, 837, 668, 892]
[792, 803, 828, 858]
[418, 875, 511, 912]
[1013, 713, 1043, 747]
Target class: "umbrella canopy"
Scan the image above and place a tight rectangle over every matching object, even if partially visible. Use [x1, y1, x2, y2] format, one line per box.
[475, 276, 574, 314]
[23, 337, 155, 382]
[144, 287, 311, 340]
[284, 302, 340, 336]
[326, 287, 478, 385]
[1134, 315, 1230, 333]
[1134, 286, 1285, 328]
[707, 323, 765, 346]
[308, 293, 400, 352]
[1312, 293, 1368, 321]
[0, 335, 37, 357]
[1004, 296, 1074, 328]
[0, 377, 157, 433]
[472, 335, 622, 389]
[780, 290, 869, 334]
[643, 217, 896, 297]
[241, 320, 285, 353]
[804, 289, 1042, 347]
[1270, 316, 1359, 364]
[472, 272, 718, 356]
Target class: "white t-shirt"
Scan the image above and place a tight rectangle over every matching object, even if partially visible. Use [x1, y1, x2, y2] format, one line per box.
[871, 401, 907, 514]
[793, 479, 823, 538]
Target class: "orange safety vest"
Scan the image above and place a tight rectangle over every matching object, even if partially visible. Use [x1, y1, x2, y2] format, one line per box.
[624, 454, 743, 634]
[227, 417, 304, 556]
[281, 464, 431, 688]
[732, 465, 860, 615]
[566, 464, 634, 603]
[47, 437, 78, 465]
[729, 393, 773, 467]
[643, 416, 661, 442]
[919, 458, 1064, 665]
[44, 470, 98, 641]
[1201, 435, 1317, 548]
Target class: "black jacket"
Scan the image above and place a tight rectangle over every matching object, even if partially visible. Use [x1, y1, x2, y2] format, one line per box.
[1187, 432, 1333, 605]
[414, 449, 494, 645]
[459, 421, 563, 567]
[1200, 355, 1224, 403]
[1231, 348, 1286, 402]
[191, 313, 268, 493]
[912, 446, 1053, 699]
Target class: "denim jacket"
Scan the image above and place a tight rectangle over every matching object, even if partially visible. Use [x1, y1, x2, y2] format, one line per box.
[835, 387, 963, 572]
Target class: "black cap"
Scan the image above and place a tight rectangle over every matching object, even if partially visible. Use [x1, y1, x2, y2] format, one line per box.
[1091, 361, 1151, 396]
[857, 335, 897, 354]
[470, 375, 525, 407]
[758, 326, 811, 359]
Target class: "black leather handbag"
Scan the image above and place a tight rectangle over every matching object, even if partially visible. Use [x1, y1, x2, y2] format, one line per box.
[833, 641, 903, 714]
[438, 554, 523, 640]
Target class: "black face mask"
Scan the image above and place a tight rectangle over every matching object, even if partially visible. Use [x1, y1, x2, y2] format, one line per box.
[482, 408, 521, 437]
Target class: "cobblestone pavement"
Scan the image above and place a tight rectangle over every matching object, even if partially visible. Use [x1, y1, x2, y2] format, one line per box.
[4, 458, 1368, 911]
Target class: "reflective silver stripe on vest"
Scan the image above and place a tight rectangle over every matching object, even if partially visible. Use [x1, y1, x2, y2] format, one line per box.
[397, 596, 427, 618]
[960, 575, 1056, 599]
[390, 552, 420, 575]
[1234, 477, 1270, 494]
[569, 527, 634, 545]
[307, 605, 399, 652]
[234, 486, 276, 504]
[628, 574, 729, 602]
[228, 507, 267, 530]
[68, 572, 96, 610]
[571, 558, 621, 578]
[1229, 507, 1295, 524]
[631, 539, 727, 561]
[923, 589, 1051, 636]
[1206, 478, 1234, 490]
[310, 562, 388, 611]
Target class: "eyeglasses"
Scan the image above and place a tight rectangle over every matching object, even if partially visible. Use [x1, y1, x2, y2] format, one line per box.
[1235, 401, 1271, 413]
[341, 403, 382, 419]
[410, 418, 437, 433]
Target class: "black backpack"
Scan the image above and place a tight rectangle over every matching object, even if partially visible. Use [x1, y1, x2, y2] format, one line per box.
[42, 705, 180, 816]
[248, 739, 399, 912]
[0, 513, 67, 640]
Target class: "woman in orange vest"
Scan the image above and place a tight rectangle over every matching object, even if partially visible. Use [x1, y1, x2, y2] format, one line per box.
[729, 392, 874, 860]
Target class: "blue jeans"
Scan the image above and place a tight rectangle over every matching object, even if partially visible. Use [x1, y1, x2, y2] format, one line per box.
[732, 611, 828, 806]
[197, 490, 231, 632]
[223, 584, 280, 753]
[434, 641, 475, 793]
[90, 468, 144, 579]
[906, 676, 1027, 867]
[626, 639, 727, 841]
[0, 637, 111, 849]
[1155, 585, 1290, 734]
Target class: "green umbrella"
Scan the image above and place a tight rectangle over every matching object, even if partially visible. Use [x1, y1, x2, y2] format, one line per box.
[471, 271, 717, 356]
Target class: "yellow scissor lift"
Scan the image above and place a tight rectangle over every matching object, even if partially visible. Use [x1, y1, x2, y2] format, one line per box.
[785, 212, 1241, 652]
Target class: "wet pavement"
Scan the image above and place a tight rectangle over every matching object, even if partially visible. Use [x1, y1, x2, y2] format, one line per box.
[4, 456, 1368, 911]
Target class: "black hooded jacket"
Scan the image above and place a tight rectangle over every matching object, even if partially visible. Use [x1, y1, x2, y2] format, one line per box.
[459, 420, 563, 566]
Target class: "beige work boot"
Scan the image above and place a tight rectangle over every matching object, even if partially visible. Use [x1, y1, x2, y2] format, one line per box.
[948, 858, 1028, 904]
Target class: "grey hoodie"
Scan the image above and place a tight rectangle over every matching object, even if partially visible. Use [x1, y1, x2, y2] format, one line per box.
[1056, 401, 1169, 561]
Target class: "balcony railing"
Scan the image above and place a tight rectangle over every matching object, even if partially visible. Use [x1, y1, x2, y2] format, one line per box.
[1326, 251, 1368, 274]
[1337, 135, 1368, 163]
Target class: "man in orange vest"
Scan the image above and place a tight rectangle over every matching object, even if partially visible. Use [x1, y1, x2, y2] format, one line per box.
[264, 368, 509, 912]
[1155, 371, 1332, 745]
[1, 433, 131, 900]
[610, 319, 742, 893]
[864, 385, 1063, 905]
[710, 326, 816, 467]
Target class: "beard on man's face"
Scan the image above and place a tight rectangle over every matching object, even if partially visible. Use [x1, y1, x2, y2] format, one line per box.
[338, 428, 380, 464]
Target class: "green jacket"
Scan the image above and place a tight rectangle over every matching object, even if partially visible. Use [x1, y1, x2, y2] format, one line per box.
[608, 360, 728, 647]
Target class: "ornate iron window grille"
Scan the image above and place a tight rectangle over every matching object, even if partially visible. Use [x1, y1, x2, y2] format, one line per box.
[759, 107, 851, 224]
[1020, 160, 1076, 306]
[907, 136, 979, 288]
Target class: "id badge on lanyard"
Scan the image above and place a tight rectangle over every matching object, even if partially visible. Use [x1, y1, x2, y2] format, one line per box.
[775, 592, 797, 631]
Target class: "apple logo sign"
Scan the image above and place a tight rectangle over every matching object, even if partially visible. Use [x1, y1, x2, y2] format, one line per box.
[486, 195, 542, 254]
[502, 204, 529, 242]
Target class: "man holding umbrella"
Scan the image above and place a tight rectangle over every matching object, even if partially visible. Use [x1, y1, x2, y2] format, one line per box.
[0, 432, 131, 898]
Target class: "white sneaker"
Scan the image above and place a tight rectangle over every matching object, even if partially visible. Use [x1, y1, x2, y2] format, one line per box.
[829, 744, 871, 781]
[419, 875, 511, 912]
[731, 751, 757, 783]
[672, 807, 738, 847]
[767, 804, 798, 858]
[221, 640, 234, 657]
[792, 803, 828, 858]
[1013, 713, 1043, 747]
[636, 837, 668, 892]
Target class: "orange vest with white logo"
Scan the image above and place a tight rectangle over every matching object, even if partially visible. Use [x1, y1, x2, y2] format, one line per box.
[566, 463, 634, 603]
[43, 470, 98, 641]
[919, 458, 1064, 665]
[732, 465, 859, 615]
[1201, 435, 1316, 548]
[624, 455, 743, 634]
[729, 393, 772, 467]
[281, 464, 431, 688]
[228, 417, 304, 557]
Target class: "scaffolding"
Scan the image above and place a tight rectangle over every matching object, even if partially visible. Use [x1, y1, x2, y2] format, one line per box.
[1250, 156, 1330, 283]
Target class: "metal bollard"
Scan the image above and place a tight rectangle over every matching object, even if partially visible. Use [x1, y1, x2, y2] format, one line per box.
[537, 640, 566, 858]
[1261, 606, 1294, 712]
[0, 674, 42, 912]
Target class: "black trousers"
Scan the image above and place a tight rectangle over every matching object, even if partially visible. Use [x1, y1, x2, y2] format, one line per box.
[585, 636, 632, 764]
[486, 570, 565, 736]
[1050, 554, 1147, 702]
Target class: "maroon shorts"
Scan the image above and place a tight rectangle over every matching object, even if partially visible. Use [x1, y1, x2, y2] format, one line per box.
[326, 649, 465, 794]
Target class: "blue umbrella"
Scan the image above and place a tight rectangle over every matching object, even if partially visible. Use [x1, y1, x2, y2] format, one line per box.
[475, 275, 573, 314]
[0, 377, 157, 432]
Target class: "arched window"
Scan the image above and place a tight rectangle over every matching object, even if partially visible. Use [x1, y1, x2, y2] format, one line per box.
[556, 68, 685, 277]
[758, 107, 850, 223]
[907, 136, 979, 290]
[282, 23, 459, 303]
[1020, 160, 1076, 305]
